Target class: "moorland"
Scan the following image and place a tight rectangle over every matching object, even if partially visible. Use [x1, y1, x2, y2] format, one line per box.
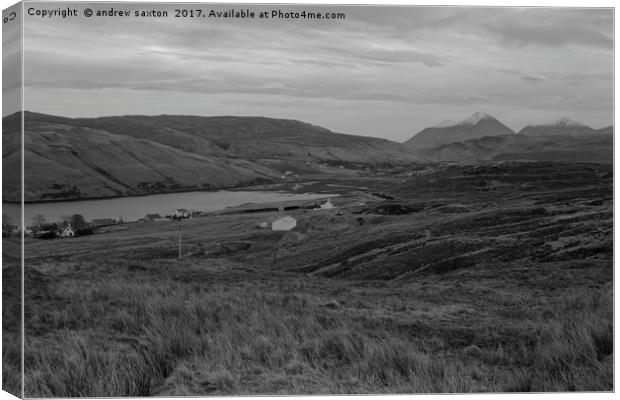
[2, 161, 613, 396]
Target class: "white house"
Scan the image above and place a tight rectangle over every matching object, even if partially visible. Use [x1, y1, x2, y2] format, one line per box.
[320, 199, 334, 209]
[272, 216, 297, 231]
[60, 225, 75, 238]
[173, 209, 191, 219]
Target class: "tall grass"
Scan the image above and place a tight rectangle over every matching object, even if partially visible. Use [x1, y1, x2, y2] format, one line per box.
[504, 288, 613, 392]
[23, 267, 613, 396]
[25, 278, 475, 396]
[2, 332, 21, 397]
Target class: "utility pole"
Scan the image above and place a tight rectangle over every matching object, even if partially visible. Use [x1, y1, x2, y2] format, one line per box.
[178, 224, 182, 259]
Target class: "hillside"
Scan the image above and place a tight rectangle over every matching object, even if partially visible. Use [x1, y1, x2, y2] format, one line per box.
[518, 118, 608, 136]
[3, 112, 419, 202]
[14, 162, 612, 395]
[2, 112, 22, 203]
[412, 133, 613, 164]
[74, 114, 418, 165]
[406, 112, 515, 149]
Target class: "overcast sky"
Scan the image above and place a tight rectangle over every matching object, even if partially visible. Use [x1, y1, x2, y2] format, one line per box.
[12, 3, 614, 141]
[2, 3, 21, 117]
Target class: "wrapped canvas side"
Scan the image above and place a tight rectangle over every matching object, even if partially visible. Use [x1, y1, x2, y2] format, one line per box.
[2, 2, 24, 398]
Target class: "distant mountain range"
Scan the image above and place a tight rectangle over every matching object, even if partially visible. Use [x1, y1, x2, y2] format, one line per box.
[412, 134, 613, 164]
[518, 118, 612, 136]
[1, 111, 613, 202]
[407, 113, 612, 164]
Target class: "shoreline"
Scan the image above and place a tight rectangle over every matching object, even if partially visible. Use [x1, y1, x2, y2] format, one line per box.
[3, 177, 360, 205]
[2, 182, 290, 205]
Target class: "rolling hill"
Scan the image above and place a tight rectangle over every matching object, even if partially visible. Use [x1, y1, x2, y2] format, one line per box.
[3, 111, 613, 202]
[412, 133, 613, 164]
[73, 114, 419, 165]
[518, 118, 610, 137]
[3, 112, 419, 202]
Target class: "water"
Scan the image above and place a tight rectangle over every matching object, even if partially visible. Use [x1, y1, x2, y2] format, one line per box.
[2, 190, 336, 228]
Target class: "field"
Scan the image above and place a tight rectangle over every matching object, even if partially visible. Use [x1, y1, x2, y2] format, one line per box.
[2, 162, 613, 396]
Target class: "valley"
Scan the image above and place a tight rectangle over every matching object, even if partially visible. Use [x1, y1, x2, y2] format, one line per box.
[2, 161, 613, 396]
[4, 4, 613, 397]
[2, 111, 612, 202]
[1, 110, 614, 396]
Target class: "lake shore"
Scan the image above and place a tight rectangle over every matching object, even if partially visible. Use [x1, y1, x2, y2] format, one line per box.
[3, 189, 339, 229]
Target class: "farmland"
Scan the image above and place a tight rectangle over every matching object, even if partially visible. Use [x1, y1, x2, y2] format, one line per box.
[2, 161, 613, 396]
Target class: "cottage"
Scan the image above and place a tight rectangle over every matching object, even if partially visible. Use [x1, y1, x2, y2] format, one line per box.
[320, 199, 334, 209]
[60, 226, 75, 238]
[173, 209, 191, 219]
[272, 216, 297, 231]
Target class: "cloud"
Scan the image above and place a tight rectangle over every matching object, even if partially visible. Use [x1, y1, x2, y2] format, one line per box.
[18, 4, 613, 137]
[477, 8, 613, 49]
[521, 75, 550, 82]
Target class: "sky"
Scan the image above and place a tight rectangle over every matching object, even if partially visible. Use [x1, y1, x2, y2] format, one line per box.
[2, 2, 21, 117]
[7, 3, 615, 141]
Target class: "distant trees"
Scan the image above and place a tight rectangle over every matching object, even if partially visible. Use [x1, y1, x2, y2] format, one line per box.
[29, 213, 88, 239]
[40, 222, 59, 233]
[60, 215, 72, 229]
[58, 214, 86, 230]
[70, 214, 87, 230]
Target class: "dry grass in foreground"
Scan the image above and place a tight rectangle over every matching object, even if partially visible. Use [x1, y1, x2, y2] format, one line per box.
[20, 257, 612, 396]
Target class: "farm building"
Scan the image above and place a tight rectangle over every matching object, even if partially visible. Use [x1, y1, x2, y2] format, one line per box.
[272, 216, 297, 231]
[60, 226, 75, 238]
[173, 209, 191, 219]
[320, 199, 334, 209]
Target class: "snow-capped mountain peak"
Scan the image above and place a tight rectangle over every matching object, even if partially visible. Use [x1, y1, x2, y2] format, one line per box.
[432, 112, 496, 129]
[434, 120, 456, 128]
[406, 112, 515, 148]
[459, 112, 496, 126]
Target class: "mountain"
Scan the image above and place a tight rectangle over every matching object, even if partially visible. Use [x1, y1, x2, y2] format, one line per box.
[406, 112, 515, 148]
[518, 118, 610, 136]
[596, 126, 614, 135]
[412, 133, 613, 164]
[3, 112, 419, 202]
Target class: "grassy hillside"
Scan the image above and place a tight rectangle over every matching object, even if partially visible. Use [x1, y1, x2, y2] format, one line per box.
[412, 134, 612, 164]
[3, 112, 419, 201]
[8, 162, 612, 396]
